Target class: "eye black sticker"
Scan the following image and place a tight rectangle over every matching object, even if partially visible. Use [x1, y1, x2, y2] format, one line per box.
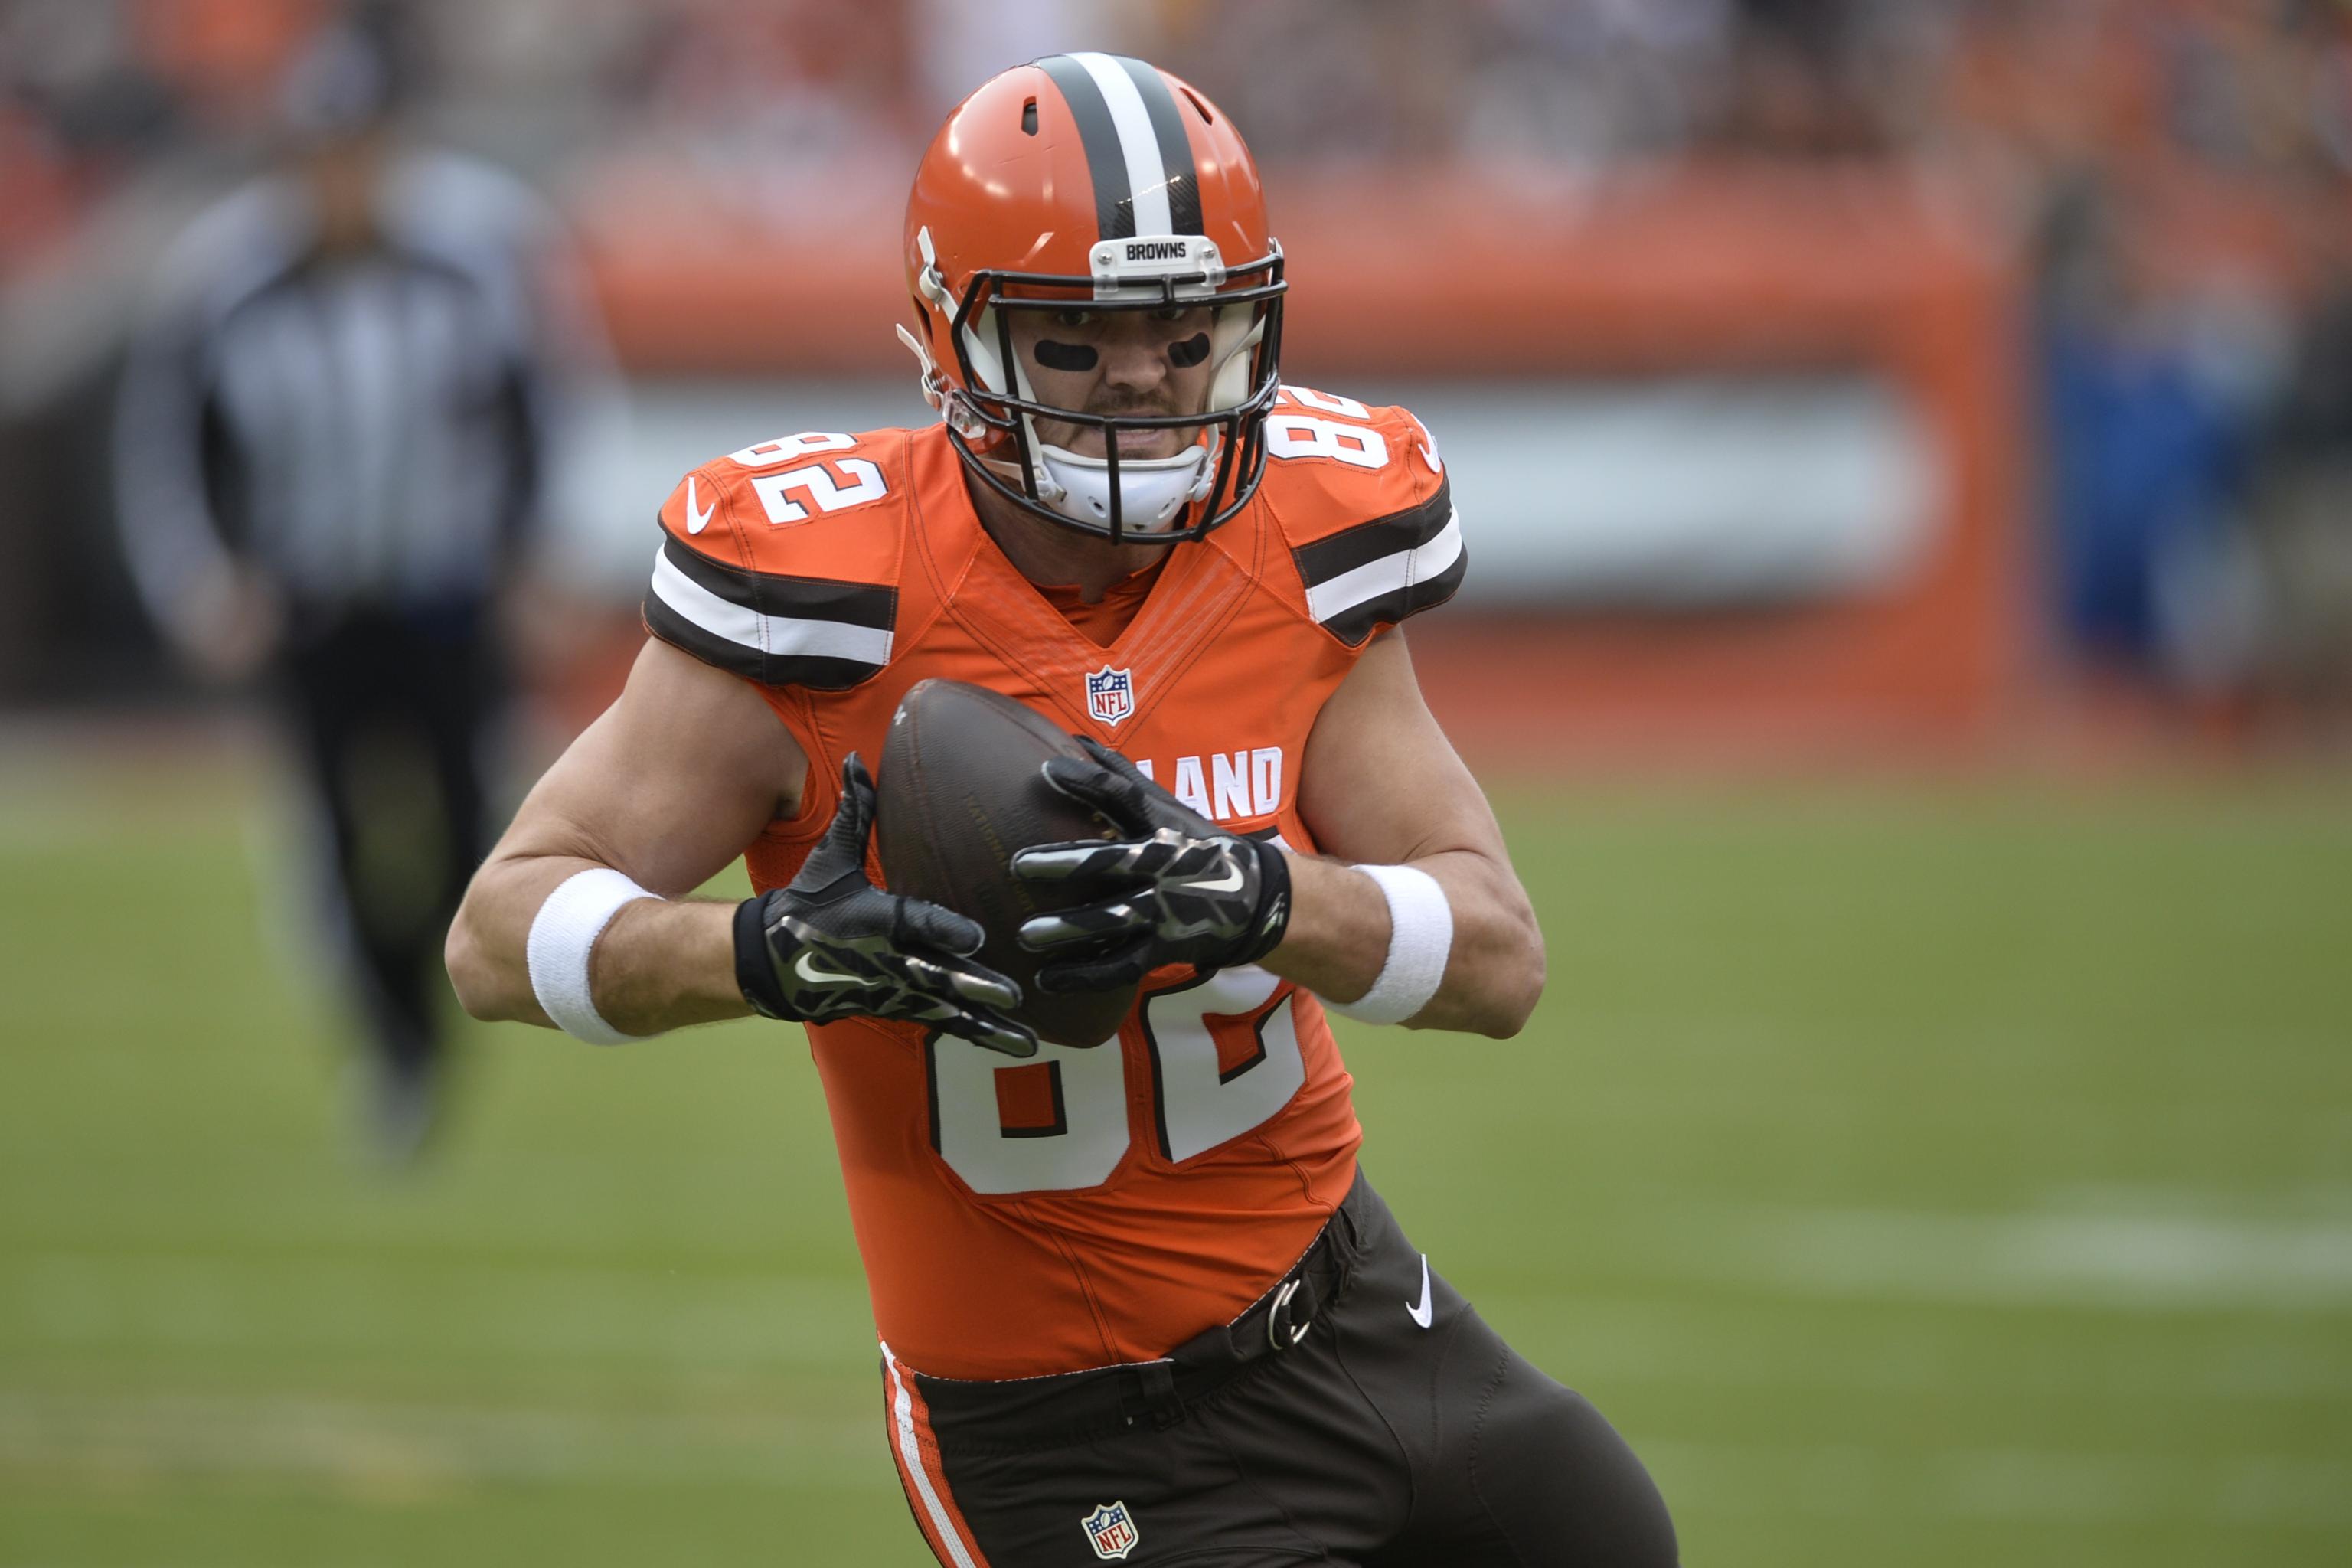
[1168, 332, 1211, 368]
[1034, 340, 1099, 371]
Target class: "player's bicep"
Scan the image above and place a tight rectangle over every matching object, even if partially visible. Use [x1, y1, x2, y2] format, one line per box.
[494, 636, 806, 895]
[1294, 629, 1508, 870]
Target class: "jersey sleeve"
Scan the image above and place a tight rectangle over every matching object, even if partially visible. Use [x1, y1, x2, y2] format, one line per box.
[641, 430, 910, 688]
[1259, 390, 1465, 648]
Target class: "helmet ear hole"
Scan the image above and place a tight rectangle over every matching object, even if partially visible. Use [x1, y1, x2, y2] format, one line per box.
[1021, 97, 1038, 136]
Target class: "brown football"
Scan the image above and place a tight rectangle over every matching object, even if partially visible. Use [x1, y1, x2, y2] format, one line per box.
[874, 678, 1133, 1049]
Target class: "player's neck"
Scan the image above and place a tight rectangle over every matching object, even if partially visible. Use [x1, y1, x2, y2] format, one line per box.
[966, 479, 1172, 605]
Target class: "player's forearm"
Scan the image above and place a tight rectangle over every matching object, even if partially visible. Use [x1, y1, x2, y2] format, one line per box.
[445, 855, 750, 1035]
[581, 896, 750, 1034]
[1263, 851, 1544, 1037]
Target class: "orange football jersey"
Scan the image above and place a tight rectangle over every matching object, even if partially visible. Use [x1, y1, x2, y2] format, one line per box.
[642, 387, 1463, 1380]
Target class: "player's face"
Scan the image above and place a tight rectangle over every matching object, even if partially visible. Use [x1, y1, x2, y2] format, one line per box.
[1009, 305, 1217, 462]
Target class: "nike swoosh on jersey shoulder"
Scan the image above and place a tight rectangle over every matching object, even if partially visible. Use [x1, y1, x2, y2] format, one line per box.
[658, 426, 917, 553]
[645, 430, 923, 689]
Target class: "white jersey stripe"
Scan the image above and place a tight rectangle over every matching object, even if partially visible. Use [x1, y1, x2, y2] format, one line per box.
[1072, 51, 1173, 237]
[647, 547, 895, 666]
[1303, 509, 1465, 626]
[883, 1343, 982, 1568]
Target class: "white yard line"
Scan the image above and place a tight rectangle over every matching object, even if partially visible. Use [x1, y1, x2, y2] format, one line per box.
[0, 1389, 887, 1491]
[2, 1251, 872, 1367]
[1711, 1204, 2352, 1312]
[1484, 1292, 2352, 1403]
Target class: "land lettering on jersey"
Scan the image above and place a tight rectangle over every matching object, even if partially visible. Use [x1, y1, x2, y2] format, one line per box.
[1131, 747, 1283, 824]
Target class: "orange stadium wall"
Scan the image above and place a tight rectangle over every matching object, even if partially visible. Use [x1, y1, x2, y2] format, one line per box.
[577, 165, 2027, 763]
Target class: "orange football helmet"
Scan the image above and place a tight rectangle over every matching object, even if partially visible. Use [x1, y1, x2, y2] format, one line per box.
[900, 54, 1285, 544]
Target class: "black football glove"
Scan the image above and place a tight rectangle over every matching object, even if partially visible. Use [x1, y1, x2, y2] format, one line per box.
[735, 754, 1037, 1057]
[1009, 737, 1291, 993]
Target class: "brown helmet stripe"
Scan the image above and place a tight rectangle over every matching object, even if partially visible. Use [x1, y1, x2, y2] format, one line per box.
[1036, 54, 1204, 241]
[1112, 55, 1202, 236]
[1035, 54, 1134, 240]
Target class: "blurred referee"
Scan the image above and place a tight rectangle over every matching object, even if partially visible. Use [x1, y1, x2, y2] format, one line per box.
[113, 23, 616, 1158]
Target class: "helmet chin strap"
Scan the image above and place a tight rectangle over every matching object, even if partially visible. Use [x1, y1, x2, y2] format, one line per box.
[1023, 437, 1215, 531]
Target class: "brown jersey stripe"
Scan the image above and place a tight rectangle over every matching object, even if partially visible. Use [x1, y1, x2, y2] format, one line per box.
[1313, 546, 1467, 648]
[658, 531, 897, 629]
[1290, 479, 1455, 589]
[647, 531, 897, 688]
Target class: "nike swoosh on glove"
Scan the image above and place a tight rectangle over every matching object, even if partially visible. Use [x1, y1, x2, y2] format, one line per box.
[736, 754, 1037, 1057]
[1009, 737, 1291, 994]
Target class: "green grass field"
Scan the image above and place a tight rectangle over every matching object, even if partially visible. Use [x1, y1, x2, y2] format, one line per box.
[3, 749, 2348, 1566]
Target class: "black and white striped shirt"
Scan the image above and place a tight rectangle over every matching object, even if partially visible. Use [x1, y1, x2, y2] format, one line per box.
[114, 149, 604, 641]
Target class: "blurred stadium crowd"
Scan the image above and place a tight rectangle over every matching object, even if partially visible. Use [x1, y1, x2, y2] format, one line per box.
[15, 0, 2352, 177]
[5, 0, 2352, 717]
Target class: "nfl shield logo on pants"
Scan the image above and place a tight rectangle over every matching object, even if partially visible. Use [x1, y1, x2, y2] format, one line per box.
[1081, 1500, 1140, 1560]
[1085, 665, 1135, 727]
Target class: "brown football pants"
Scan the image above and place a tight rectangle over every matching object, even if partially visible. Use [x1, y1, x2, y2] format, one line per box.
[886, 1171, 1677, 1566]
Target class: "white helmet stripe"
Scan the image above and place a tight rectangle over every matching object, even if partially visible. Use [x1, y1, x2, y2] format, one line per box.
[1071, 51, 1174, 238]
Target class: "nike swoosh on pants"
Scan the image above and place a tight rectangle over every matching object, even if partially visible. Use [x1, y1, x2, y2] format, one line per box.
[1407, 1253, 1432, 1328]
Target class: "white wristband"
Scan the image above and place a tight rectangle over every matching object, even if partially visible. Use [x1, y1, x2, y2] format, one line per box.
[1332, 863, 1453, 1025]
[526, 868, 659, 1044]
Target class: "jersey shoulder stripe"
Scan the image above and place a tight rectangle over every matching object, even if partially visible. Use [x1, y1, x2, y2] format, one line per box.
[1289, 476, 1463, 646]
[642, 427, 916, 689]
[645, 531, 897, 688]
[1257, 389, 1465, 646]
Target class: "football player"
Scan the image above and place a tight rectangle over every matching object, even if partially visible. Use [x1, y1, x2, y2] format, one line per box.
[448, 54, 1675, 1566]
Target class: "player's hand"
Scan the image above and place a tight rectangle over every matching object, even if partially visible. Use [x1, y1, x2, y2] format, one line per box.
[1009, 737, 1291, 992]
[736, 755, 1037, 1057]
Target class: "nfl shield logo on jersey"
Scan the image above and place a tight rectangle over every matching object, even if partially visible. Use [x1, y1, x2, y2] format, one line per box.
[1081, 1500, 1140, 1560]
[1085, 665, 1135, 727]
